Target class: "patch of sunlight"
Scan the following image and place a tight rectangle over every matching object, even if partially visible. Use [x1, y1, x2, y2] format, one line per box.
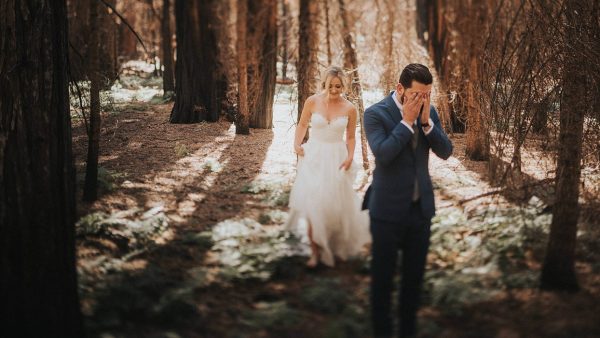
[196, 218, 306, 283]
[121, 60, 156, 74]
[77, 206, 171, 280]
[119, 258, 148, 271]
[154, 176, 178, 186]
[258, 209, 289, 225]
[110, 81, 161, 103]
[211, 218, 264, 241]
[136, 132, 234, 223]
[126, 141, 143, 150]
[175, 140, 230, 168]
[177, 200, 196, 217]
[120, 180, 150, 189]
[187, 192, 206, 202]
[98, 155, 120, 162]
[256, 103, 297, 183]
[202, 158, 222, 172]
[201, 159, 228, 190]
[426, 190, 553, 315]
[77, 206, 168, 242]
[241, 178, 292, 207]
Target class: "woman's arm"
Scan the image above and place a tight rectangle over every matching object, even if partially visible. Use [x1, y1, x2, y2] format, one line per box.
[294, 96, 314, 156]
[340, 106, 357, 170]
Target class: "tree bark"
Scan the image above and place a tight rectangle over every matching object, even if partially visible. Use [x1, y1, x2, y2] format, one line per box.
[83, 0, 102, 201]
[421, 0, 462, 132]
[540, 0, 589, 292]
[236, 0, 250, 134]
[531, 102, 549, 135]
[297, 0, 319, 141]
[464, 2, 489, 161]
[67, 0, 119, 86]
[248, 0, 278, 129]
[280, 0, 290, 80]
[0, 0, 83, 335]
[118, 2, 139, 59]
[324, 0, 332, 65]
[338, 0, 369, 170]
[171, 0, 224, 123]
[162, 0, 175, 93]
[382, 0, 396, 95]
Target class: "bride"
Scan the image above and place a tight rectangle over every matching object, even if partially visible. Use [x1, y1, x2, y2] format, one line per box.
[286, 66, 370, 268]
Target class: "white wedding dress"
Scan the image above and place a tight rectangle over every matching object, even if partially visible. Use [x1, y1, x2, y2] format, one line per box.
[286, 112, 370, 266]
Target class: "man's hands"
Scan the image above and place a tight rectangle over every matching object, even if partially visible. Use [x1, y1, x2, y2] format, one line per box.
[401, 91, 431, 126]
[421, 92, 431, 125]
[401, 92, 422, 125]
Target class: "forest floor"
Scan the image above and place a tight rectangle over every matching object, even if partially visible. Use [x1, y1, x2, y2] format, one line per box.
[71, 69, 600, 338]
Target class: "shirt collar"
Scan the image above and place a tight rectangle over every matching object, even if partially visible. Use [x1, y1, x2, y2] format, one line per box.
[392, 91, 403, 116]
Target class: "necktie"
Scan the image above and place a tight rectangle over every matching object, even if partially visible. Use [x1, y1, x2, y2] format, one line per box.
[411, 125, 419, 201]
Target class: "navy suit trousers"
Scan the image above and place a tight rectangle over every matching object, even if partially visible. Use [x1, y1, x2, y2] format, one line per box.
[370, 201, 431, 338]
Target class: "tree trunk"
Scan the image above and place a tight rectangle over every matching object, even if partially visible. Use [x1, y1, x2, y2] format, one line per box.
[236, 0, 250, 134]
[67, 0, 119, 86]
[214, 0, 237, 122]
[118, 4, 139, 59]
[162, 0, 175, 93]
[338, 0, 369, 170]
[531, 103, 548, 135]
[540, 0, 589, 292]
[422, 0, 461, 132]
[67, 0, 90, 81]
[249, 0, 278, 129]
[0, 1, 83, 335]
[171, 0, 224, 123]
[465, 62, 489, 160]
[464, 2, 489, 161]
[324, 0, 332, 65]
[416, 0, 428, 42]
[83, 0, 102, 201]
[382, 0, 396, 95]
[297, 0, 319, 141]
[100, 0, 118, 86]
[280, 0, 290, 80]
[532, 88, 556, 135]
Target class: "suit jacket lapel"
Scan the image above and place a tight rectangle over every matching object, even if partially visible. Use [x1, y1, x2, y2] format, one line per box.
[383, 93, 420, 157]
[383, 93, 401, 125]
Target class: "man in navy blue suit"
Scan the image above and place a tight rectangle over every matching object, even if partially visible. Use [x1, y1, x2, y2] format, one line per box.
[364, 64, 453, 338]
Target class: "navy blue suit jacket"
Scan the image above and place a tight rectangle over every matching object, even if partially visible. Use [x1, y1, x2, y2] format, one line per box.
[363, 93, 453, 222]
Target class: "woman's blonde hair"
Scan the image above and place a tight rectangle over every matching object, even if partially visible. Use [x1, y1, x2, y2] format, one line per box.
[321, 66, 347, 92]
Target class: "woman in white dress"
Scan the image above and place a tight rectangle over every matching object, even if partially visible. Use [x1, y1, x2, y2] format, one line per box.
[286, 66, 370, 268]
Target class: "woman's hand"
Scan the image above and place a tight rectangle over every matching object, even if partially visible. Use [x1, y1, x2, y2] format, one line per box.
[294, 144, 305, 157]
[339, 157, 353, 171]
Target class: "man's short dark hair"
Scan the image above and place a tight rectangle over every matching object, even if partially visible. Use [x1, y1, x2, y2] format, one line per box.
[399, 63, 433, 88]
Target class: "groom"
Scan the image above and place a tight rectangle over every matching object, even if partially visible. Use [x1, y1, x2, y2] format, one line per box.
[364, 63, 452, 337]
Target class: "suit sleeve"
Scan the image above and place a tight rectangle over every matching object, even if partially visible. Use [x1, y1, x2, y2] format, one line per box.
[424, 106, 453, 160]
[364, 107, 414, 165]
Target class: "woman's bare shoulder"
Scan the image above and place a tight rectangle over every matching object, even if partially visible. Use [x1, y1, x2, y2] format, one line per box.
[343, 98, 357, 114]
[304, 93, 324, 108]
